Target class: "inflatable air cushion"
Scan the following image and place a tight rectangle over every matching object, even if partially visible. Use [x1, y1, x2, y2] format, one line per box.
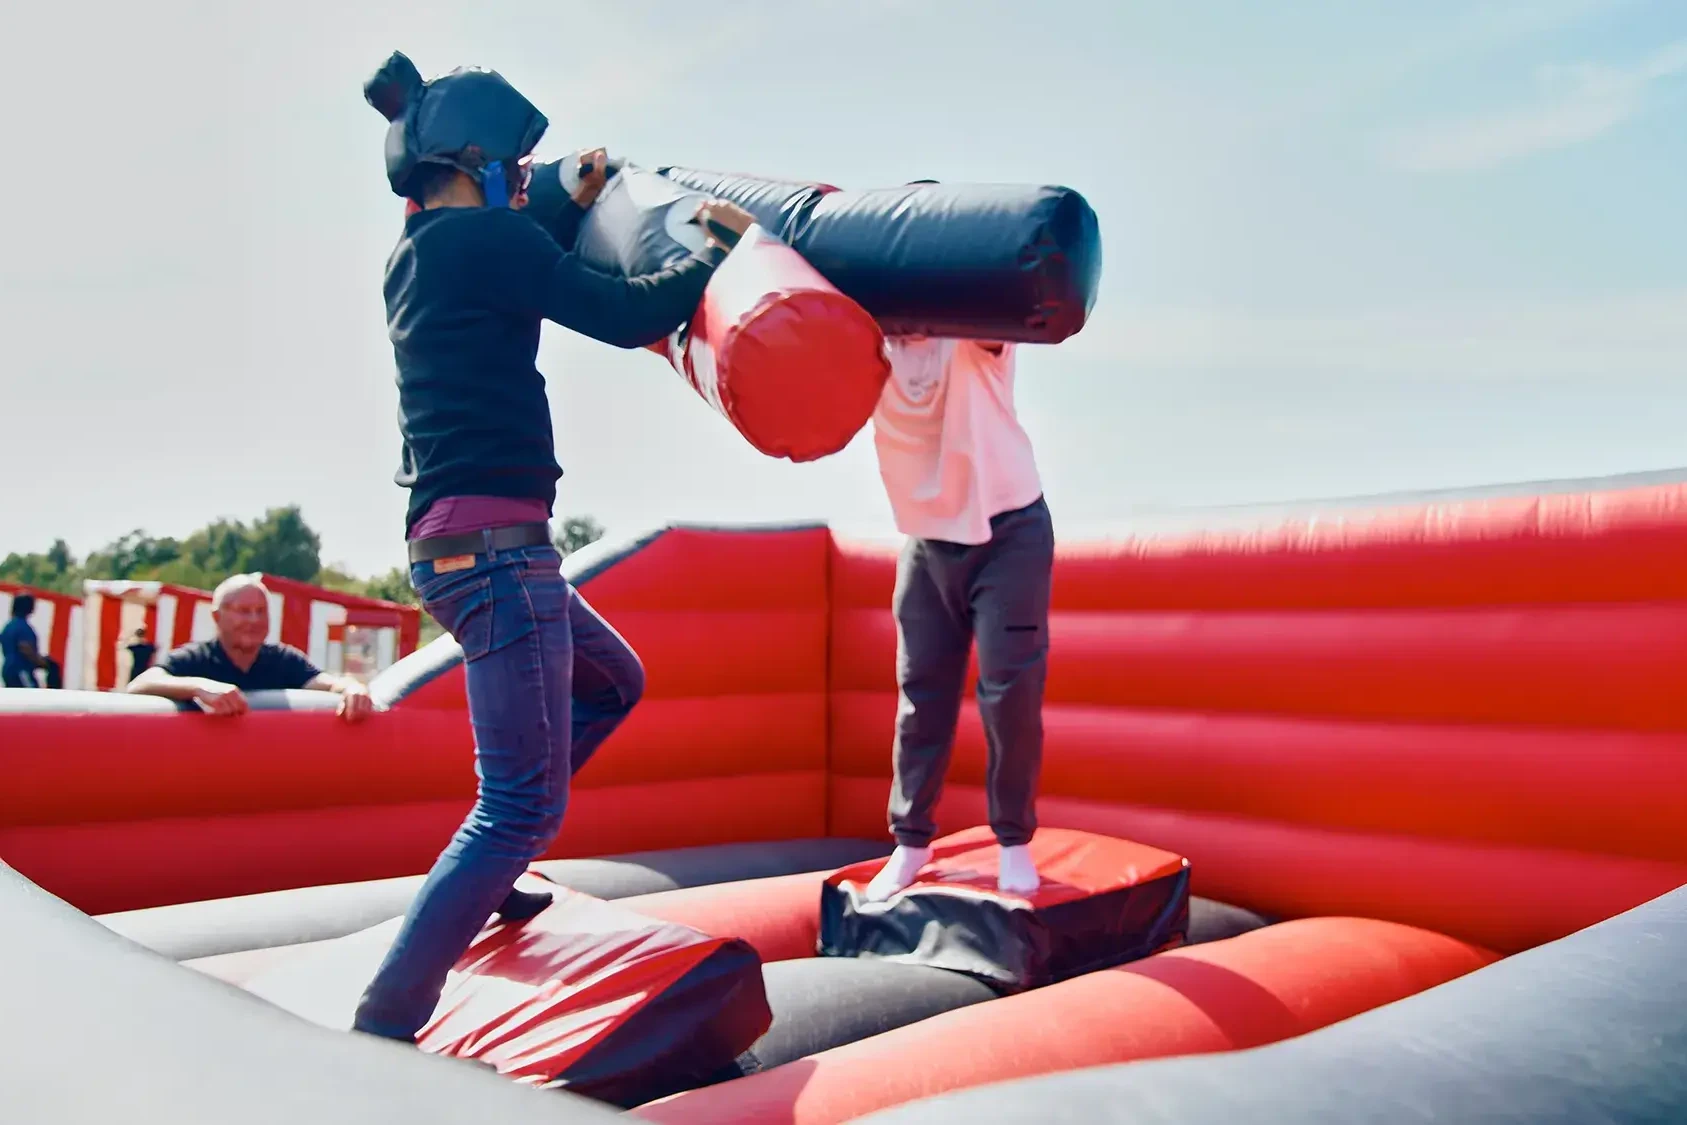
[241, 887, 771, 1107]
[820, 826, 1190, 992]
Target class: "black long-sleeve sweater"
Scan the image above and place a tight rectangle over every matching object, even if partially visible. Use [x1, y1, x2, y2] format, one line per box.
[384, 203, 722, 537]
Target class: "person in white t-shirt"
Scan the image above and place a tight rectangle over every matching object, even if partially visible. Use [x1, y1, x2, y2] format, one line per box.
[862, 335, 1054, 901]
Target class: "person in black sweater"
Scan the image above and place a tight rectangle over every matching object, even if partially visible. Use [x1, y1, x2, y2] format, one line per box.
[351, 52, 755, 1044]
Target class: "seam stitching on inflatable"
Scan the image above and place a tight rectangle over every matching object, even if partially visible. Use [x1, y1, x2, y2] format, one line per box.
[823, 532, 836, 837]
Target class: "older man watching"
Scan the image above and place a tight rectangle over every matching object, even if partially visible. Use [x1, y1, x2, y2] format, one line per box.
[126, 574, 374, 722]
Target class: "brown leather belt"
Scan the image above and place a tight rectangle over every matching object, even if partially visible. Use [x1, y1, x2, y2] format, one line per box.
[407, 521, 552, 564]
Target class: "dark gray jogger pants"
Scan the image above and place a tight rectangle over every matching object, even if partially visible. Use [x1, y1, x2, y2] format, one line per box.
[887, 495, 1054, 849]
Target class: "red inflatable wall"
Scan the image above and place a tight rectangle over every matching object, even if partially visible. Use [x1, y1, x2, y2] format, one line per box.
[5, 483, 1686, 947]
[830, 482, 1687, 954]
[0, 527, 834, 914]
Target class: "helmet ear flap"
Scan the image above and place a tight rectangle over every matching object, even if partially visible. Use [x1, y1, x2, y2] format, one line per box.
[365, 51, 424, 122]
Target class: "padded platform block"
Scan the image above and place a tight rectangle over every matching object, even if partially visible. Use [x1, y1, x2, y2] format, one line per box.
[102, 837, 891, 963]
[241, 888, 771, 1107]
[634, 916, 1496, 1125]
[820, 827, 1190, 992]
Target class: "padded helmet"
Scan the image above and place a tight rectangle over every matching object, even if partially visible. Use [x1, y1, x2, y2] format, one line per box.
[364, 51, 549, 206]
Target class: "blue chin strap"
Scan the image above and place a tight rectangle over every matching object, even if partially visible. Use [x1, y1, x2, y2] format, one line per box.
[480, 163, 512, 208]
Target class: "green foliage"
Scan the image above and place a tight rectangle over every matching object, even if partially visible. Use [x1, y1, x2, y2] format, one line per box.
[242, 507, 324, 580]
[555, 515, 606, 556]
[8, 506, 326, 594]
[360, 566, 420, 606]
[0, 538, 80, 594]
[81, 530, 183, 581]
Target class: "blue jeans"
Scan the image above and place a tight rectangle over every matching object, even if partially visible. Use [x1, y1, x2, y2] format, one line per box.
[352, 541, 645, 1040]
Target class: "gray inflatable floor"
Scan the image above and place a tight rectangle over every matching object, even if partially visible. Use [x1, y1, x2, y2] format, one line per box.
[97, 835, 1275, 1101]
[99, 837, 894, 961]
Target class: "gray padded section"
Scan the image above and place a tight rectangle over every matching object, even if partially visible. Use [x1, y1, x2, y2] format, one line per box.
[1185, 896, 1272, 945]
[100, 837, 892, 962]
[857, 885, 1687, 1124]
[739, 959, 999, 1074]
[0, 860, 623, 1125]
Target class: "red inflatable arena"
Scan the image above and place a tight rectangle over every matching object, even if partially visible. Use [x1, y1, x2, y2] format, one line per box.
[2, 473, 1685, 1124]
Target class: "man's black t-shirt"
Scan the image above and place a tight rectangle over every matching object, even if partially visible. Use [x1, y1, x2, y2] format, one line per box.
[385, 204, 725, 536]
[158, 640, 321, 693]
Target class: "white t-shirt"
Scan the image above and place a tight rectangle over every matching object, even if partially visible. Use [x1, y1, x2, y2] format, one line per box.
[870, 337, 1043, 545]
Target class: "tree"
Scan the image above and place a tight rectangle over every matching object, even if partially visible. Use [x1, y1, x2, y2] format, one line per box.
[81, 530, 182, 581]
[0, 540, 81, 594]
[243, 506, 323, 580]
[359, 566, 418, 607]
[178, 519, 248, 579]
[555, 516, 606, 556]
[44, 539, 74, 576]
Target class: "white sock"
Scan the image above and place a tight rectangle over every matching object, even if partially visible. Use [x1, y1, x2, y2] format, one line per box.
[997, 844, 1040, 895]
[863, 844, 933, 903]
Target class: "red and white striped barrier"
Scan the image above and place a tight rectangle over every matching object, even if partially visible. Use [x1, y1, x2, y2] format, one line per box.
[0, 583, 87, 690]
[254, 575, 421, 683]
[80, 581, 214, 690]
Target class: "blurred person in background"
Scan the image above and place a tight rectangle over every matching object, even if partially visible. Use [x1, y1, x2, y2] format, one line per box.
[2, 594, 61, 688]
[126, 573, 372, 721]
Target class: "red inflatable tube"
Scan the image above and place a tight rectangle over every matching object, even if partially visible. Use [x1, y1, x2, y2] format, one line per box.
[666, 224, 889, 462]
[615, 872, 829, 965]
[633, 916, 1497, 1125]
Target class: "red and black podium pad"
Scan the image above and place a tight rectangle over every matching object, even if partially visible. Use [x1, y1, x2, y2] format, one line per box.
[241, 884, 770, 1107]
[818, 827, 1191, 993]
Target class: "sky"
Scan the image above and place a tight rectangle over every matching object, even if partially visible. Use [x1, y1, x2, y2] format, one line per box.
[1, 0, 1683, 575]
